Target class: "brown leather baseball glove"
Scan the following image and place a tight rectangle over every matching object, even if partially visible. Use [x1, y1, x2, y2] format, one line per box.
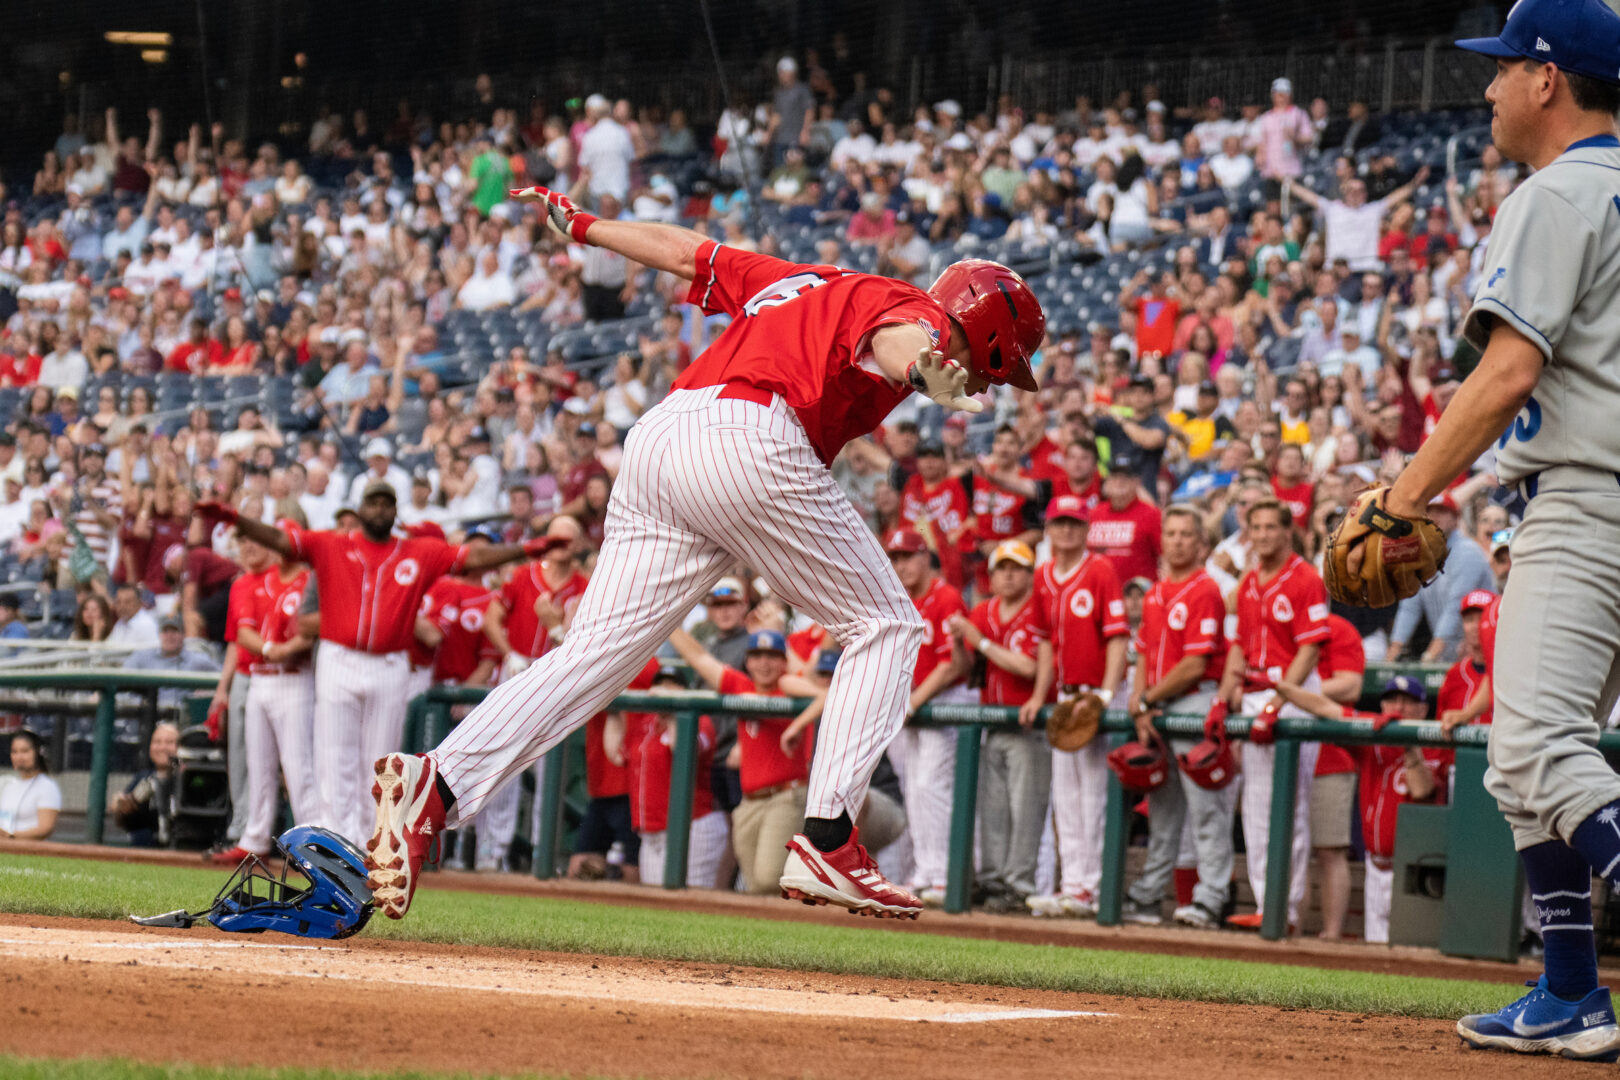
[1324, 486, 1449, 608]
[1046, 690, 1106, 751]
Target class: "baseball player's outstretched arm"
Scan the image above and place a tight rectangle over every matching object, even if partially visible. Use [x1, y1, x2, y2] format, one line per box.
[463, 541, 549, 573]
[509, 186, 705, 282]
[204, 508, 293, 557]
[1384, 323, 1542, 516]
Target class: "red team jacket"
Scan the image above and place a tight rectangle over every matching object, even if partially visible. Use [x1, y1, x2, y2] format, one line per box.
[1136, 569, 1227, 688]
[968, 593, 1047, 705]
[1034, 553, 1129, 690]
[1235, 553, 1331, 690]
[674, 242, 953, 465]
[235, 567, 312, 675]
[501, 562, 590, 660]
[426, 578, 500, 684]
[288, 528, 468, 653]
[909, 577, 968, 691]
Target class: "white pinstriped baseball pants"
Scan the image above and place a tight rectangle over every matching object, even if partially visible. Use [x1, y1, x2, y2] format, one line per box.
[314, 644, 413, 846]
[238, 672, 316, 855]
[432, 386, 924, 831]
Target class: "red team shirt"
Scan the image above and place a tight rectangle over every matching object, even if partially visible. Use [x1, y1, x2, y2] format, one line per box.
[1342, 710, 1451, 859]
[1272, 479, 1314, 526]
[1026, 437, 1068, 484]
[288, 529, 467, 653]
[426, 578, 499, 683]
[1439, 656, 1492, 726]
[716, 667, 814, 795]
[675, 242, 952, 465]
[1481, 595, 1501, 682]
[1050, 471, 1103, 510]
[900, 475, 972, 550]
[585, 712, 629, 800]
[501, 562, 590, 660]
[1235, 553, 1332, 689]
[224, 570, 268, 670]
[1315, 614, 1367, 776]
[909, 577, 968, 690]
[1136, 569, 1227, 687]
[1034, 553, 1129, 689]
[1086, 498, 1163, 583]
[968, 594, 1047, 705]
[236, 567, 313, 675]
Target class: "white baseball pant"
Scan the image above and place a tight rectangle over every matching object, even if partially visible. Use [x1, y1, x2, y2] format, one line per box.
[225, 673, 251, 842]
[1048, 686, 1118, 899]
[238, 671, 316, 855]
[314, 643, 413, 846]
[470, 779, 522, 869]
[639, 810, 730, 888]
[431, 386, 923, 830]
[896, 684, 974, 891]
[1363, 856, 1393, 944]
[1239, 684, 1320, 927]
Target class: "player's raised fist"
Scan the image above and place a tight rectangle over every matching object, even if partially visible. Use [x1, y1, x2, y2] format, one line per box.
[195, 499, 239, 526]
[906, 346, 985, 414]
[508, 186, 597, 243]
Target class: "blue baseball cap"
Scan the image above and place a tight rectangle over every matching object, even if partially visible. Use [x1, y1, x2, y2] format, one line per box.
[1380, 674, 1427, 704]
[815, 649, 842, 675]
[746, 630, 787, 655]
[1457, 0, 1620, 86]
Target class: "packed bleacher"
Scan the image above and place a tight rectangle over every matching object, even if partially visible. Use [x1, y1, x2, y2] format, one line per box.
[0, 59, 1524, 936]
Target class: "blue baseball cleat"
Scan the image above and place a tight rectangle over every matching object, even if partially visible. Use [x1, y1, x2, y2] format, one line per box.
[1457, 976, 1620, 1062]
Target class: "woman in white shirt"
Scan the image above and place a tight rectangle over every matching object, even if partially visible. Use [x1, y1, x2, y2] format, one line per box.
[0, 730, 62, 840]
[599, 354, 647, 434]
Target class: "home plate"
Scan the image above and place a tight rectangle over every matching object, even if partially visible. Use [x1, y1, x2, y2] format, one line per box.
[0, 924, 1114, 1024]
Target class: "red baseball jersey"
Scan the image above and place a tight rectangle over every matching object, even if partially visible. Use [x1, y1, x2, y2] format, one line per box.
[243, 567, 312, 675]
[910, 577, 967, 690]
[1343, 718, 1451, 859]
[1271, 479, 1314, 526]
[1315, 614, 1367, 777]
[1136, 568, 1226, 687]
[632, 713, 717, 834]
[900, 474, 971, 549]
[968, 594, 1046, 706]
[1050, 471, 1102, 510]
[1235, 554, 1332, 689]
[970, 474, 1032, 544]
[674, 242, 950, 465]
[1439, 657, 1492, 726]
[427, 578, 498, 684]
[1027, 436, 1068, 484]
[224, 570, 268, 670]
[289, 528, 467, 653]
[585, 712, 628, 800]
[622, 657, 663, 828]
[501, 562, 590, 660]
[787, 624, 827, 662]
[1034, 553, 1129, 689]
[1086, 498, 1163, 583]
[717, 667, 814, 795]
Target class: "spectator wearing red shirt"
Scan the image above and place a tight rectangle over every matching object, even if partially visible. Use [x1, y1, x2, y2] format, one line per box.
[1409, 208, 1459, 260]
[1311, 612, 1366, 940]
[1439, 589, 1496, 734]
[166, 317, 225, 373]
[1125, 269, 1181, 360]
[948, 540, 1051, 910]
[899, 442, 972, 589]
[963, 425, 1045, 595]
[629, 662, 727, 887]
[1274, 675, 1447, 944]
[1270, 443, 1314, 527]
[1218, 497, 1331, 930]
[667, 627, 822, 896]
[846, 192, 897, 246]
[1086, 453, 1163, 583]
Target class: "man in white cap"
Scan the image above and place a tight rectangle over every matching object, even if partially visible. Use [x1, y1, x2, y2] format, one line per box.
[768, 56, 815, 164]
[1255, 76, 1316, 201]
[347, 438, 410, 506]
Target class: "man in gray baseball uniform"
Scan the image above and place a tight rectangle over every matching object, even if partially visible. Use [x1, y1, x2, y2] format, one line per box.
[1380, 0, 1620, 1059]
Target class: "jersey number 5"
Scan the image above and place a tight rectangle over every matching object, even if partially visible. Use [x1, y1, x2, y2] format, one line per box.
[743, 272, 832, 317]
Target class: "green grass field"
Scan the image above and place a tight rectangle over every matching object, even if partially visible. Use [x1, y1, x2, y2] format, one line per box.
[0, 853, 1521, 1020]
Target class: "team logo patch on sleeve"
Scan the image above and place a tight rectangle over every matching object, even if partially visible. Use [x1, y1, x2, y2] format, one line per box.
[1107, 600, 1124, 617]
[1200, 618, 1218, 634]
[1307, 603, 1329, 622]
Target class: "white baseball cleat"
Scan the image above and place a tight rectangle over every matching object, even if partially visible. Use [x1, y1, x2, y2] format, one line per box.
[365, 753, 447, 920]
[1026, 890, 1099, 918]
[779, 828, 923, 919]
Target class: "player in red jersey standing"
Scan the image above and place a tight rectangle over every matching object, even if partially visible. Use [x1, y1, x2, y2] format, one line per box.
[899, 442, 972, 590]
[1086, 450, 1163, 583]
[885, 526, 972, 906]
[949, 540, 1051, 912]
[1217, 497, 1331, 931]
[196, 481, 546, 848]
[1310, 611, 1368, 940]
[1027, 494, 1129, 917]
[353, 184, 1043, 920]
[230, 539, 316, 860]
[498, 517, 587, 678]
[1120, 506, 1230, 928]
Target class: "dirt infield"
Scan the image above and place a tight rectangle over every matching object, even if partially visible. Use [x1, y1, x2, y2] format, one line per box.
[0, 913, 1591, 1079]
[3, 839, 1565, 984]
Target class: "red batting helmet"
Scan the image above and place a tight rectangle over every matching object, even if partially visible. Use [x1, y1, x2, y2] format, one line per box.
[1106, 735, 1169, 792]
[1178, 735, 1237, 791]
[927, 259, 1044, 393]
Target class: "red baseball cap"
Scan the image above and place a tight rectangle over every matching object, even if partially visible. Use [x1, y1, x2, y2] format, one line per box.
[1045, 494, 1090, 523]
[224, 287, 242, 301]
[883, 528, 927, 554]
[1460, 589, 1496, 614]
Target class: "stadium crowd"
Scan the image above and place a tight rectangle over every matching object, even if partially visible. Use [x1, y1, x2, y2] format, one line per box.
[0, 59, 1523, 938]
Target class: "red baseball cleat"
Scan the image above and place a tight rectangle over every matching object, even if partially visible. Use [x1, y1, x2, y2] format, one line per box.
[207, 845, 256, 866]
[778, 828, 922, 919]
[365, 753, 446, 920]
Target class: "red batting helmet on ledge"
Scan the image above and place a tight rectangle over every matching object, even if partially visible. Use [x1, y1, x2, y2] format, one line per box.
[927, 259, 1044, 393]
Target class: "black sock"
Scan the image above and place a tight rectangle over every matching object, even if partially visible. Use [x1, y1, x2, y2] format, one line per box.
[802, 813, 852, 853]
[434, 774, 457, 812]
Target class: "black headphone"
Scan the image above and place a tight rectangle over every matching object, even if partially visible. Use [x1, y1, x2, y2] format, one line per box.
[10, 729, 48, 774]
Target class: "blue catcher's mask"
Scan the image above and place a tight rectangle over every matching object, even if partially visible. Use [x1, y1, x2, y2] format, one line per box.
[208, 825, 375, 939]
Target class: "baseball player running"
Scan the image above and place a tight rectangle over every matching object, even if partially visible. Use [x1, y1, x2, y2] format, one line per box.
[363, 184, 1043, 920]
[197, 482, 548, 847]
[1324, 0, 1620, 1059]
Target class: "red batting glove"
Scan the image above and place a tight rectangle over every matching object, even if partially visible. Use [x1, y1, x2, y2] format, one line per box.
[1372, 711, 1398, 733]
[204, 701, 224, 743]
[1203, 700, 1229, 742]
[1248, 702, 1280, 746]
[509, 186, 598, 243]
[522, 536, 568, 559]
[195, 500, 239, 527]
